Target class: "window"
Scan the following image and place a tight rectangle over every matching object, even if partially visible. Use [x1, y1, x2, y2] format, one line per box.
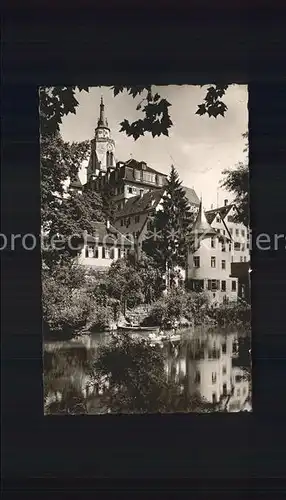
[139, 189, 144, 197]
[232, 280, 237, 291]
[194, 256, 200, 267]
[94, 247, 99, 259]
[135, 215, 140, 223]
[241, 244, 245, 251]
[110, 248, 115, 259]
[228, 215, 235, 222]
[221, 280, 226, 292]
[217, 229, 220, 233]
[126, 217, 130, 227]
[194, 371, 201, 384]
[241, 229, 245, 237]
[234, 242, 241, 251]
[212, 393, 217, 403]
[85, 246, 89, 258]
[222, 260, 226, 270]
[191, 279, 204, 292]
[222, 242, 226, 252]
[128, 187, 133, 194]
[244, 256, 247, 262]
[212, 372, 217, 384]
[229, 243, 232, 252]
[223, 229, 226, 235]
[235, 228, 239, 236]
[211, 237, 215, 248]
[87, 245, 94, 258]
[102, 247, 106, 259]
[118, 248, 121, 259]
[222, 383, 227, 396]
[240, 256, 243, 262]
[216, 216, 220, 222]
[229, 228, 233, 234]
[208, 279, 219, 291]
[120, 219, 124, 227]
[222, 343, 227, 354]
[211, 256, 216, 268]
[243, 387, 247, 395]
[222, 365, 227, 375]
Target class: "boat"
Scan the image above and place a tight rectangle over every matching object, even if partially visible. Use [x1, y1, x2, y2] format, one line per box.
[117, 325, 160, 334]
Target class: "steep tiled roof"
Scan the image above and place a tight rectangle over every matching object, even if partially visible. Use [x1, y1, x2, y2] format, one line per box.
[205, 204, 234, 224]
[123, 159, 166, 176]
[115, 188, 165, 219]
[182, 186, 200, 206]
[80, 222, 133, 246]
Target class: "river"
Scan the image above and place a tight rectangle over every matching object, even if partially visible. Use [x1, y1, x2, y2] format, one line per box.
[43, 327, 252, 414]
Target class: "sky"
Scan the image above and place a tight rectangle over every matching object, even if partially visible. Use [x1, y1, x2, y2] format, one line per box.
[60, 85, 248, 210]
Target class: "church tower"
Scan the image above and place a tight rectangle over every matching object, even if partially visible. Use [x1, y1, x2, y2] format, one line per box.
[86, 96, 116, 182]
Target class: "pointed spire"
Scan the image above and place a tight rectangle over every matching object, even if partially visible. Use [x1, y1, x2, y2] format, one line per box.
[97, 96, 109, 128]
[190, 198, 217, 240]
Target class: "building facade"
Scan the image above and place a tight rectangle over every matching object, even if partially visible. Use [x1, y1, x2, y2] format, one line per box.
[186, 202, 238, 304]
[205, 201, 250, 264]
[76, 221, 133, 271]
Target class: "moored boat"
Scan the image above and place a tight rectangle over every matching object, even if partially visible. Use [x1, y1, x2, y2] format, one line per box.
[117, 326, 160, 334]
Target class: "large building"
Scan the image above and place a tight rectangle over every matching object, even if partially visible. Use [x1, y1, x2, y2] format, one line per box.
[81, 98, 168, 211]
[186, 201, 238, 304]
[205, 201, 249, 264]
[113, 184, 200, 258]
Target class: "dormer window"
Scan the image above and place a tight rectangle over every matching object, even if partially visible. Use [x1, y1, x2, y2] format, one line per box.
[141, 162, 147, 170]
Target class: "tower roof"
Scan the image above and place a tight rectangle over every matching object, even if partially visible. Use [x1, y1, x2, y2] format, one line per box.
[189, 200, 218, 239]
[97, 96, 109, 128]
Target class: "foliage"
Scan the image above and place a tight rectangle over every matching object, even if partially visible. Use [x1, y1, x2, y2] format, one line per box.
[221, 132, 249, 226]
[143, 166, 195, 274]
[195, 84, 229, 118]
[143, 289, 210, 327]
[40, 85, 229, 141]
[221, 162, 249, 227]
[87, 304, 115, 332]
[207, 299, 251, 329]
[42, 274, 93, 335]
[42, 264, 93, 335]
[41, 136, 104, 268]
[39, 86, 89, 137]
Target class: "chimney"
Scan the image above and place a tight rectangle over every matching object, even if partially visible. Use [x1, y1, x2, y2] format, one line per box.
[106, 219, 110, 229]
[211, 204, 213, 209]
[224, 199, 228, 206]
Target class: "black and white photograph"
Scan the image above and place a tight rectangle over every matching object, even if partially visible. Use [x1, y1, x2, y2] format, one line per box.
[41, 85, 251, 415]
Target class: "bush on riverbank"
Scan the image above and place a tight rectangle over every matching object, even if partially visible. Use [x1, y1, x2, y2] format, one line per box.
[142, 289, 210, 328]
[142, 290, 250, 329]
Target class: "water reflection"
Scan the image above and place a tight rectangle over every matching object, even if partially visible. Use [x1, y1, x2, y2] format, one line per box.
[43, 329, 251, 414]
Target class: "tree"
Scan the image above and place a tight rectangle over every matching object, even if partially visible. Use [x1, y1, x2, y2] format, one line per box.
[143, 166, 195, 278]
[39, 85, 230, 141]
[220, 132, 249, 226]
[105, 258, 144, 311]
[40, 130, 105, 268]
